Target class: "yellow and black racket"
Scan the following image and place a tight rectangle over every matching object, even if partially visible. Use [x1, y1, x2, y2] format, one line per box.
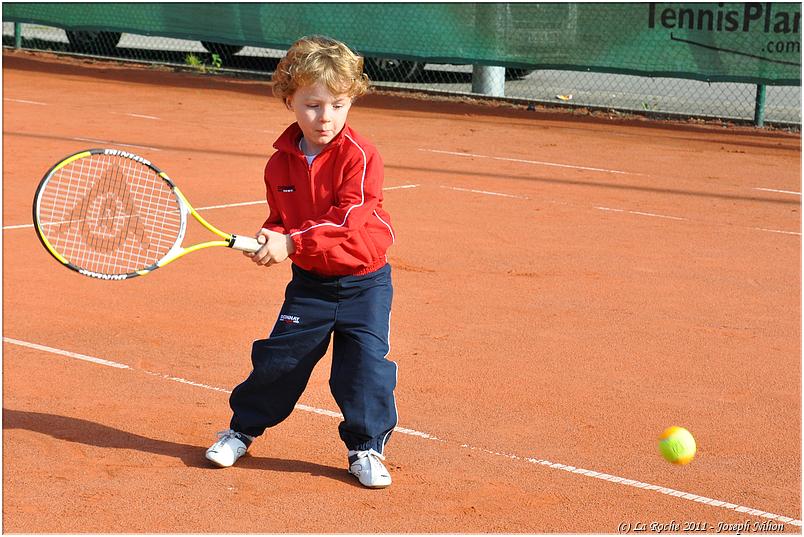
[33, 148, 261, 280]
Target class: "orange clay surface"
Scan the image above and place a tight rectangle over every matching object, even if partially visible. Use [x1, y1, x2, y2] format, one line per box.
[3, 52, 801, 533]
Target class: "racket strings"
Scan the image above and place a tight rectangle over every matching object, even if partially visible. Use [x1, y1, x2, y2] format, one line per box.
[37, 154, 183, 275]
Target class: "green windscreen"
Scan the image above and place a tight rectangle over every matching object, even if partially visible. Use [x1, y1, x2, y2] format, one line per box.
[3, 2, 800, 84]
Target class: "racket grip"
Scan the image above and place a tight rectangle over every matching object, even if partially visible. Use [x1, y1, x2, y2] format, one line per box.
[230, 234, 262, 253]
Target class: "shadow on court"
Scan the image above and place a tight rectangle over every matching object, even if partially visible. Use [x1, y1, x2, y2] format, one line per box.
[3, 408, 356, 485]
[5, 131, 797, 207]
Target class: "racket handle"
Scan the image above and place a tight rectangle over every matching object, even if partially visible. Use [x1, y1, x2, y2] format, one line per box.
[230, 234, 262, 253]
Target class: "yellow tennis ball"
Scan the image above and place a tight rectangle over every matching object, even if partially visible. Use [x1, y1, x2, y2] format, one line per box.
[658, 426, 696, 464]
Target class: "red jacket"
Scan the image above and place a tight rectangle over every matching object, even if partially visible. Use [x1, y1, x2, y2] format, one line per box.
[261, 122, 395, 276]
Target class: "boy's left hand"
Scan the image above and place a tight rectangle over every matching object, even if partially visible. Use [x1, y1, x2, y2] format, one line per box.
[245, 228, 296, 266]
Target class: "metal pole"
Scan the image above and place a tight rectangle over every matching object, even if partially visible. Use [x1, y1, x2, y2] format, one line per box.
[754, 84, 767, 127]
[14, 22, 22, 49]
[472, 65, 506, 97]
[471, 3, 506, 97]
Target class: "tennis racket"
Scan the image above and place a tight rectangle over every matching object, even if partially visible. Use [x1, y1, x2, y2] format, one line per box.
[33, 148, 262, 280]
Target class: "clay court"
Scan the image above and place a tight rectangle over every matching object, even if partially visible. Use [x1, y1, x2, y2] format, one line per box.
[3, 51, 801, 532]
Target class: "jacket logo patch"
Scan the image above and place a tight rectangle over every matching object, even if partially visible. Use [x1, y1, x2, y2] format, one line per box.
[279, 314, 300, 324]
[278, 185, 295, 193]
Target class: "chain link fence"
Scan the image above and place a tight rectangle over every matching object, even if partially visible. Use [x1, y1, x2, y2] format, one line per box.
[3, 22, 801, 127]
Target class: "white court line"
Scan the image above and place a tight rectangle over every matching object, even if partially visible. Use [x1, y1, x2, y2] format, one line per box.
[4, 185, 419, 231]
[3, 337, 130, 369]
[753, 187, 801, 196]
[629, 211, 686, 221]
[4, 334, 800, 526]
[419, 148, 637, 175]
[164, 184, 417, 212]
[384, 184, 420, 191]
[595, 206, 687, 221]
[193, 200, 265, 211]
[70, 137, 162, 152]
[753, 227, 801, 236]
[2, 336, 442, 441]
[141, 370, 232, 394]
[3, 223, 33, 230]
[4, 98, 47, 105]
[595, 206, 800, 236]
[123, 113, 161, 120]
[442, 185, 529, 199]
[291, 403, 446, 442]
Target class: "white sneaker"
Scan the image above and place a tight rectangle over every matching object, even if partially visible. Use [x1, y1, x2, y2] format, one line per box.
[348, 449, 392, 488]
[205, 429, 253, 467]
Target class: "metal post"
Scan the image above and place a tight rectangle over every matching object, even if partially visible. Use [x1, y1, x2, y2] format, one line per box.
[754, 84, 767, 127]
[14, 22, 22, 49]
[472, 65, 506, 97]
[471, 2, 506, 97]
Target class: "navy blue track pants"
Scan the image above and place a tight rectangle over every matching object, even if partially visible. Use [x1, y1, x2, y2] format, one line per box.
[229, 263, 397, 453]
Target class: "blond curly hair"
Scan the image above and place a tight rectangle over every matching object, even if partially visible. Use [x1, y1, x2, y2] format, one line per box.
[272, 36, 370, 103]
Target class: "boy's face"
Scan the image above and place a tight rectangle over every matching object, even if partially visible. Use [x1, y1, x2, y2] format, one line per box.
[288, 82, 352, 155]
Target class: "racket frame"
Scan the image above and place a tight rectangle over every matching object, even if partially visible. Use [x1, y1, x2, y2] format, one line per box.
[33, 148, 260, 280]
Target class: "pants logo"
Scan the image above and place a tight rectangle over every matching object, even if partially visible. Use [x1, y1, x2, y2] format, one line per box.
[279, 314, 300, 324]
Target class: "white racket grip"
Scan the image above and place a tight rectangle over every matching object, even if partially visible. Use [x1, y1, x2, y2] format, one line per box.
[230, 234, 262, 253]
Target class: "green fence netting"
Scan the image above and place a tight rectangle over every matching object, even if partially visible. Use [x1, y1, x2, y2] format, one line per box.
[3, 3, 801, 125]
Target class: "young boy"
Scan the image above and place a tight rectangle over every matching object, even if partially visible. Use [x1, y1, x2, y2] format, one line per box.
[205, 36, 397, 489]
